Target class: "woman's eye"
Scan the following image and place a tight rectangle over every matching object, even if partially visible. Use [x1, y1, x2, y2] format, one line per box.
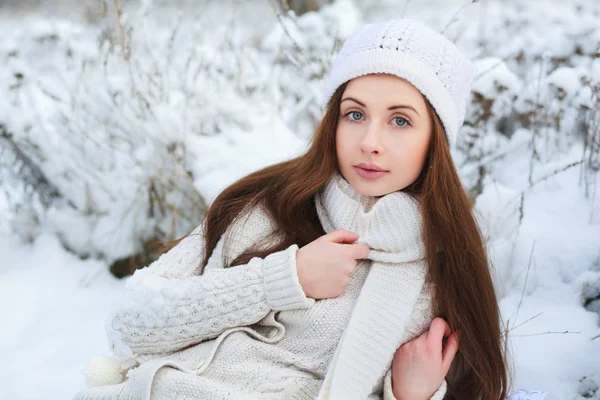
[347, 111, 363, 121]
[393, 117, 409, 127]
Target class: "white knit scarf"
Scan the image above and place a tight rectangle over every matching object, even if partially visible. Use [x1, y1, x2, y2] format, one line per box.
[314, 171, 428, 400]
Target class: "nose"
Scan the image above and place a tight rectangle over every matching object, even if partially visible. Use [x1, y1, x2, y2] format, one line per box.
[360, 122, 383, 155]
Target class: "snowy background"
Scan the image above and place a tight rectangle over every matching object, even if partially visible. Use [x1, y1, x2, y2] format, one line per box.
[0, 0, 599, 399]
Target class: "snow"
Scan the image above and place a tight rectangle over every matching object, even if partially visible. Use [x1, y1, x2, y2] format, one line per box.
[472, 58, 523, 100]
[0, 233, 122, 399]
[0, 0, 599, 399]
[187, 118, 305, 203]
[547, 67, 584, 99]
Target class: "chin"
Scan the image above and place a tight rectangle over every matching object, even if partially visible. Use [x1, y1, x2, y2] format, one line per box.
[352, 180, 391, 197]
[342, 170, 401, 197]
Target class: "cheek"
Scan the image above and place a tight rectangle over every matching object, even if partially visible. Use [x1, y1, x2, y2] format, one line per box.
[335, 128, 342, 156]
[412, 136, 430, 162]
[335, 127, 353, 160]
[390, 136, 430, 170]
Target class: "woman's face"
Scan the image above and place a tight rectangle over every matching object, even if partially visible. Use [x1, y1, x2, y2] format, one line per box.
[336, 74, 432, 197]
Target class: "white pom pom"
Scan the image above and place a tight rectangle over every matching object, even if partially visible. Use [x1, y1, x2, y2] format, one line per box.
[83, 355, 126, 387]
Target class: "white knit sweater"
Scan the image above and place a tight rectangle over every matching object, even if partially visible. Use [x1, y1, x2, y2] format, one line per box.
[74, 174, 446, 400]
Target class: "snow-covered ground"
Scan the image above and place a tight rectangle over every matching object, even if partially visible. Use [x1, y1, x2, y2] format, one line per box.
[0, 0, 599, 399]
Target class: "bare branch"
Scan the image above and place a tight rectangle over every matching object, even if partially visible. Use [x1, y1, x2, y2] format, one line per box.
[530, 160, 584, 187]
[113, 0, 128, 61]
[508, 240, 536, 329]
[442, 0, 479, 35]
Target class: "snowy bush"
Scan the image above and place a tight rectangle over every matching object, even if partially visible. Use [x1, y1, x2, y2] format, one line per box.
[1, 0, 599, 399]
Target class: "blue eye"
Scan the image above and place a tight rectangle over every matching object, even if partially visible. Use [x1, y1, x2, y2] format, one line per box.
[393, 117, 409, 127]
[347, 111, 363, 121]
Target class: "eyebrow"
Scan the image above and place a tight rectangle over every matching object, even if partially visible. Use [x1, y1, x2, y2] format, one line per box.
[341, 97, 421, 116]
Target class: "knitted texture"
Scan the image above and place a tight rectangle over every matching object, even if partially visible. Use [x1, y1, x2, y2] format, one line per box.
[105, 207, 314, 358]
[74, 177, 444, 400]
[314, 172, 440, 399]
[322, 18, 476, 146]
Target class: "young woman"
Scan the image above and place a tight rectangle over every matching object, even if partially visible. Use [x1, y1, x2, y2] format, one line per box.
[76, 19, 510, 400]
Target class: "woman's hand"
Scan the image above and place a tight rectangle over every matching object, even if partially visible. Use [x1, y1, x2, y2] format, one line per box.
[296, 229, 369, 299]
[391, 317, 459, 400]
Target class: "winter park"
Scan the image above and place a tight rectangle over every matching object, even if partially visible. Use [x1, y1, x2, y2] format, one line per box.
[0, 0, 599, 399]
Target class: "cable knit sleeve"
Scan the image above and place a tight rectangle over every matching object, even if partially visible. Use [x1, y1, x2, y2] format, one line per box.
[106, 205, 315, 358]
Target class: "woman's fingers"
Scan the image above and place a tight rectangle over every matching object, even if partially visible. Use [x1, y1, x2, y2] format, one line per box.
[426, 317, 460, 375]
[426, 317, 452, 353]
[326, 229, 359, 244]
[348, 243, 370, 259]
[441, 331, 459, 375]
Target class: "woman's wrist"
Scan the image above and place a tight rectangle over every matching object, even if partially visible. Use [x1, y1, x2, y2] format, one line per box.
[391, 375, 446, 400]
[391, 375, 431, 400]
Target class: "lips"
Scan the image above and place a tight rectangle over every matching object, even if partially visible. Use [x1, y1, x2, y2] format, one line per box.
[355, 163, 388, 172]
[355, 163, 387, 172]
[354, 164, 388, 179]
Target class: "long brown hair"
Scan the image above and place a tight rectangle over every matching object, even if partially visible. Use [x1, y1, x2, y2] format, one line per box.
[178, 79, 510, 399]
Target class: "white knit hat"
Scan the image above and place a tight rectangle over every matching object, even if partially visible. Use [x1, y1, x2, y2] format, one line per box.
[322, 19, 477, 147]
